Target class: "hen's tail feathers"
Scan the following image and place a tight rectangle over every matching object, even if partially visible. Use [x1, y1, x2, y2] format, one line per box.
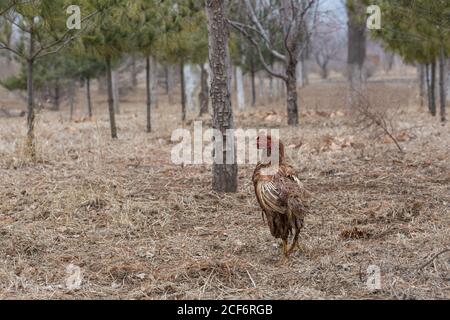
[287, 195, 308, 220]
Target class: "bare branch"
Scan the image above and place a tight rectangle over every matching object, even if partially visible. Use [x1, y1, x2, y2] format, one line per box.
[228, 19, 285, 62]
[417, 248, 450, 271]
[243, 0, 270, 44]
[353, 91, 404, 153]
[242, 0, 286, 61]
[228, 20, 287, 81]
[0, 40, 25, 59]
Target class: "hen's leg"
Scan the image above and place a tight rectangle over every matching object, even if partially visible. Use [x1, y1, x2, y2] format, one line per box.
[288, 230, 300, 255]
[282, 239, 289, 257]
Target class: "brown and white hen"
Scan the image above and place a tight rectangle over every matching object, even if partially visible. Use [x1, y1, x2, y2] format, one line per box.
[252, 134, 309, 257]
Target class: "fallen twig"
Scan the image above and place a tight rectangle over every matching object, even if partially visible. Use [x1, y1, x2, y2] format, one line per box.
[417, 248, 450, 271]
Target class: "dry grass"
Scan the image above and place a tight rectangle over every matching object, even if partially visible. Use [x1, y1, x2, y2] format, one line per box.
[0, 80, 449, 300]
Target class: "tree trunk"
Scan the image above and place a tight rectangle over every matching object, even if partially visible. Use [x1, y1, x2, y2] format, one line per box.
[146, 55, 152, 133]
[258, 73, 264, 104]
[184, 64, 197, 113]
[318, 60, 329, 79]
[426, 64, 431, 112]
[69, 80, 75, 120]
[296, 54, 309, 87]
[180, 61, 186, 122]
[112, 69, 120, 114]
[250, 63, 256, 106]
[286, 60, 299, 125]
[302, 58, 309, 86]
[53, 84, 60, 111]
[26, 26, 36, 160]
[346, 0, 366, 107]
[418, 64, 425, 107]
[447, 59, 450, 102]
[26, 57, 36, 159]
[150, 56, 159, 109]
[236, 66, 245, 110]
[106, 57, 118, 139]
[86, 77, 93, 119]
[269, 75, 274, 101]
[439, 47, 446, 122]
[164, 66, 170, 95]
[98, 76, 107, 94]
[430, 60, 437, 116]
[131, 54, 138, 89]
[206, 0, 238, 193]
[199, 63, 209, 116]
[167, 65, 175, 103]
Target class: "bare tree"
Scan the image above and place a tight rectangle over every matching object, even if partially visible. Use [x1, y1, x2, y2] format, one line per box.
[229, 0, 318, 125]
[313, 33, 339, 79]
[206, 0, 238, 193]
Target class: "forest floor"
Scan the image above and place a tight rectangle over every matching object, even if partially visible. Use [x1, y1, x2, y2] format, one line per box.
[0, 79, 449, 299]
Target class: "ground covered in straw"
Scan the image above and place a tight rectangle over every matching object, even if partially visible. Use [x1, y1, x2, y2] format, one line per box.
[0, 80, 449, 299]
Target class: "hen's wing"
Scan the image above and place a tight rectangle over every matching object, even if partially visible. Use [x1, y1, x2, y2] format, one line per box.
[256, 179, 285, 214]
[277, 165, 310, 200]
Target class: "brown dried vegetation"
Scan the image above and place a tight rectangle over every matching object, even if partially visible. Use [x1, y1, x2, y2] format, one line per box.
[0, 81, 448, 299]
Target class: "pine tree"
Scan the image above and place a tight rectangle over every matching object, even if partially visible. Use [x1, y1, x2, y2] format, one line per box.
[0, 0, 101, 158]
[367, 0, 450, 121]
[79, 0, 135, 138]
[156, 0, 208, 121]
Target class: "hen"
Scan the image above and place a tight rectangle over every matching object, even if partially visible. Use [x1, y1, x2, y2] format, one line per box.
[252, 134, 309, 257]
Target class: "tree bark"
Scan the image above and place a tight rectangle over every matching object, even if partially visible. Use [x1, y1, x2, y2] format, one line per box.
[131, 54, 138, 89]
[86, 77, 93, 119]
[258, 73, 264, 103]
[296, 53, 309, 87]
[106, 57, 118, 139]
[26, 27, 36, 159]
[280, 0, 302, 124]
[167, 65, 175, 103]
[346, 0, 366, 107]
[146, 55, 152, 133]
[53, 84, 60, 111]
[250, 62, 256, 106]
[150, 56, 159, 109]
[236, 66, 245, 110]
[418, 64, 425, 107]
[199, 63, 209, 116]
[180, 61, 186, 122]
[112, 69, 120, 114]
[430, 60, 437, 116]
[69, 80, 75, 120]
[269, 75, 274, 100]
[164, 66, 170, 95]
[439, 47, 446, 122]
[26, 57, 36, 159]
[206, 0, 238, 193]
[286, 60, 299, 125]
